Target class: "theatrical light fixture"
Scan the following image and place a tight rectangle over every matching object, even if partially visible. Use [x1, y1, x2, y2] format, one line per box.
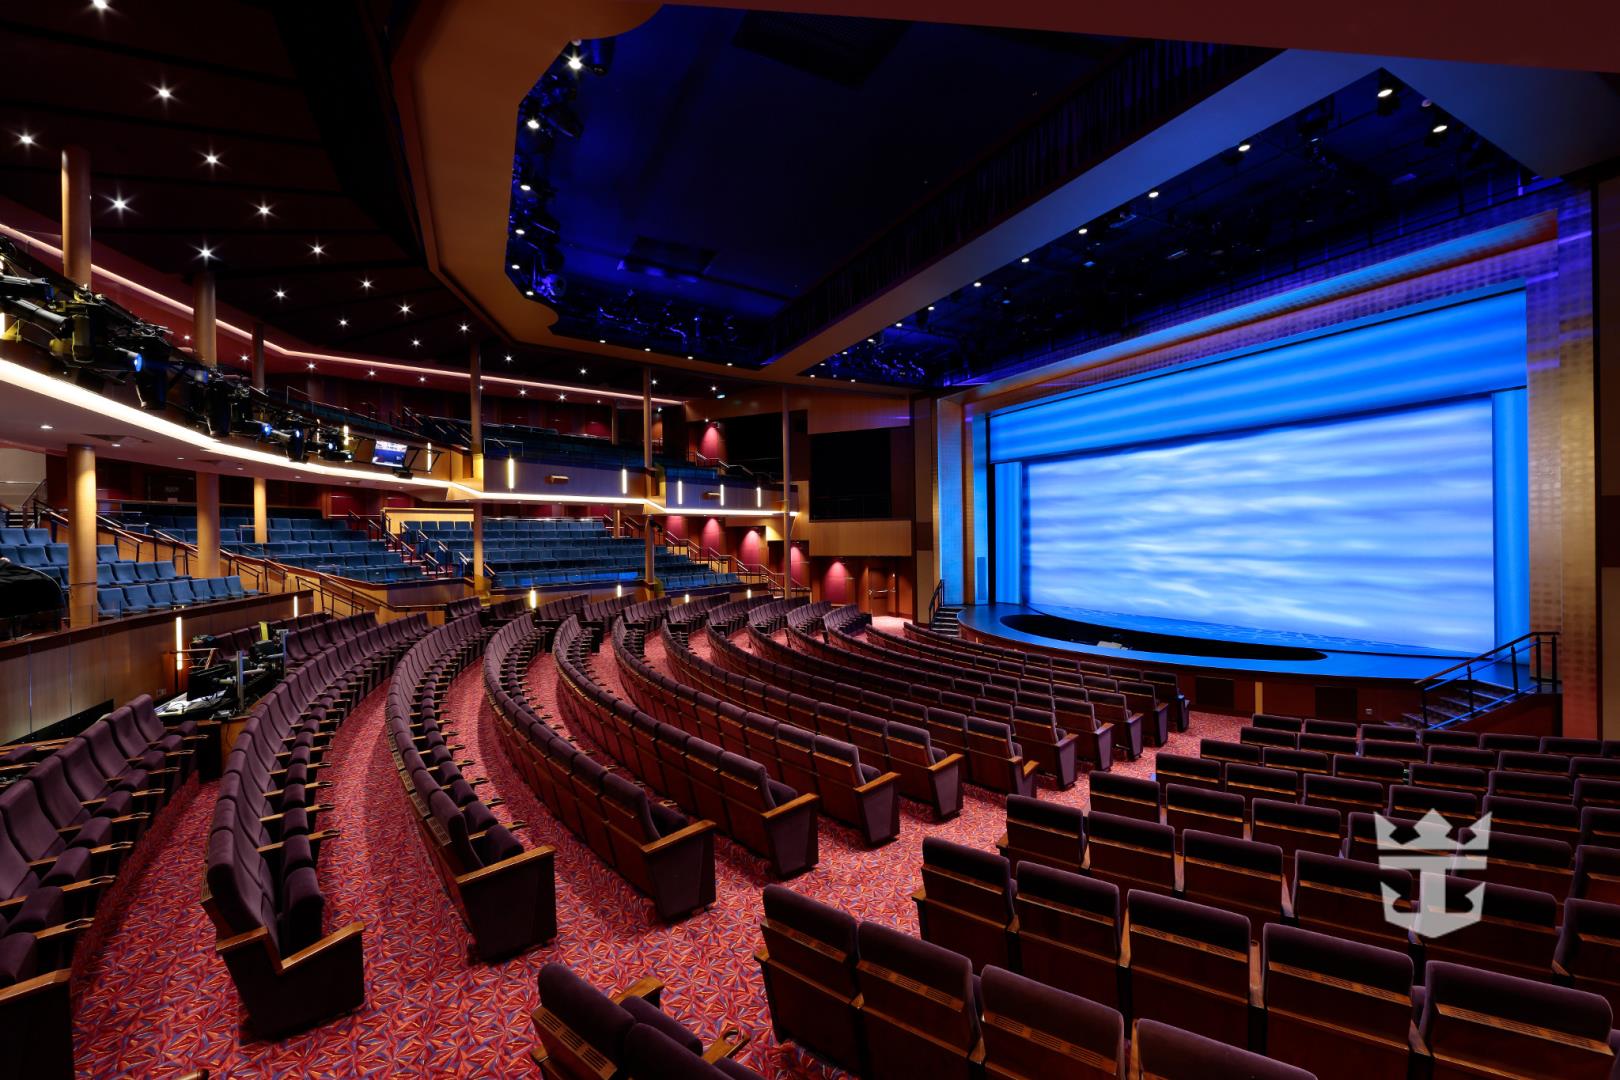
[196, 244, 215, 261]
[973, 281, 982, 287]
[1377, 72, 1399, 99]
[1238, 142, 1252, 152]
[108, 194, 130, 213]
[398, 302, 411, 315]
[566, 54, 584, 72]
[1077, 227, 1088, 235]
[1147, 190, 1160, 199]
[338, 318, 348, 327]
[1020, 256, 1030, 264]
[255, 202, 273, 218]
[17, 132, 38, 147]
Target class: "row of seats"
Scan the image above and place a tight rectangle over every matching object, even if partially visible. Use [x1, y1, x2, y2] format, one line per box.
[552, 616, 821, 878]
[887, 617, 1191, 732]
[662, 593, 734, 646]
[670, 620, 964, 821]
[196, 611, 331, 662]
[284, 611, 384, 668]
[534, 963, 760, 1080]
[385, 612, 556, 961]
[744, 608, 1042, 797]
[97, 576, 255, 619]
[0, 693, 203, 1079]
[408, 518, 739, 591]
[483, 614, 718, 922]
[202, 613, 427, 1039]
[611, 618, 901, 847]
[817, 602, 1165, 764]
[761, 873, 1620, 1080]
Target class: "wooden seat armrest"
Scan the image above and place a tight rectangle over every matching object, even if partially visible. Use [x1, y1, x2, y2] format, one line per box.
[0, 966, 71, 1005]
[33, 919, 92, 947]
[643, 818, 718, 855]
[278, 921, 367, 973]
[701, 1029, 751, 1063]
[762, 793, 820, 821]
[452, 844, 555, 888]
[855, 771, 901, 795]
[60, 875, 115, 894]
[1020, 759, 1040, 778]
[91, 841, 134, 857]
[610, 975, 666, 1006]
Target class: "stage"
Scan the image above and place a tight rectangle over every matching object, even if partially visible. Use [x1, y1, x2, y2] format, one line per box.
[953, 604, 1521, 723]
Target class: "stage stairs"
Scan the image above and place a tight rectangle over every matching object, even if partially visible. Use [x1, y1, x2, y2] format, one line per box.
[1407, 631, 1559, 730]
[930, 605, 962, 637]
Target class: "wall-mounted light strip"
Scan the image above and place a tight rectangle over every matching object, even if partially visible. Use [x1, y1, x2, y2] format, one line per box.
[174, 615, 184, 672]
[506, 456, 516, 490]
[620, 467, 628, 495]
[676, 480, 683, 504]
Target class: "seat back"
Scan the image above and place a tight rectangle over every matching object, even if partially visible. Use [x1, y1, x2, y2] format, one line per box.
[757, 884, 862, 1073]
[1132, 1018, 1313, 1080]
[1127, 891, 1251, 1047]
[999, 794, 1084, 873]
[1088, 773, 1161, 823]
[1417, 877, 1559, 981]
[1292, 850, 1412, 950]
[1181, 830, 1285, 933]
[1418, 961, 1617, 1080]
[1012, 862, 1121, 1009]
[915, 837, 1015, 973]
[979, 964, 1124, 1080]
[856, 921, 980, 1080]
[1261, 923, 1414, 1080]
[1085, 811, 1176, 898]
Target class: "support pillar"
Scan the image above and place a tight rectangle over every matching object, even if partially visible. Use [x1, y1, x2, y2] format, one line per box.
[60, 147, 91, 290]
[782, 387, 792, 594]
[472, 503, 486, 595]
[469, 341, 484, 487]
[251, 323, 268, 544]
[67, 445, 96, 626]
[193, 271, 216, 368]
[196, 472, 221, 578]
[643, 368, 655, 588]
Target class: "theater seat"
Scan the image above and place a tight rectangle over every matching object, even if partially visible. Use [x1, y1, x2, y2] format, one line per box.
[1132, 1018, 1313, 1080]
[755, 885, 861, 1073]
[979, 964, 1124, 1079]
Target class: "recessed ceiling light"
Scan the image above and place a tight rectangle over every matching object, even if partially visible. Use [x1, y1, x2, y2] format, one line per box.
[519, 389, 527, 396]
[91, 0, 110, 9]
[367, 369, 376, 377]
[1077, 227, 1088, 235]
[1147, 190, 1160, 199]
[566, 54, 584, 72]
[196, 244, 215, 261]
[972, 281, 982, 288]
[504, 354, 512, 362]
[255, 202, 273, 218]
[524, 289, 534, 296]
[1237, 142, 1252, 152]
[107, 193, 130, 213]
[155, 84, 174, 102]
[1020, 256, 1030, 264]
[558, 393, 566, 401]
[580, 367, 587, 374]
[274, 288, 286, 300]
[411, 338, 420, 347]
[895, 321, 903, 327]
[458, 322, 469, 333]
[419, 376, 426, 382]
[360, 278, 373, 290]
[399, 302, 411, 315]
[643, 347, 651, 352]
[202, 150, 221, 168]
[651, 379, 658, 385]
[598, 338, 606, 344]
[307, 362, 316, 370]
[927, 305, 935, 311]
[39, 423, 52, 430]
[1432, 122, 1449, 134]
[16, 132, 35, 147]
[510, 262, 520, 270]
[338, 317, 348, 327]
[310, 242, 325, 257]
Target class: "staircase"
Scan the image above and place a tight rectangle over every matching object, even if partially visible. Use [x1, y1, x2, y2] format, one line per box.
[1410, 632, 1558, 729]
[930, 605, 963, 637]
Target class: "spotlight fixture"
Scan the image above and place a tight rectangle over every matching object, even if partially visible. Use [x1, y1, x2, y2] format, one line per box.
[1147, 190, 1160, 199]
[1020, 256, 1030, 264]
[309, 242, 325, 257]
[566, 54, 584, 72]
[338, 318, 348, 327]
[398, 302, 412, 315]
[973, 281, 982, 288]
[1237, 142, 1251, 152]
[1377, 72, 1399, 99]
[1077, 227, 1088, 235]
[107, 193, 130, 213]
[196, 244, 215, 261]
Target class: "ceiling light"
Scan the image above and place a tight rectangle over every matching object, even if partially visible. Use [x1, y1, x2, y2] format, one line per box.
[1432, 121, 1449, 134]
[274, 288, 286, 300]
[310, 242, 325, 257]
[202, 150, 221, 168]
[17, 132, 35, 147]
[458, 322, 469, 333]
[651, 379, 658, 385]
[1237, 142, 1252, 152]
[1077, 227, 1088, 235]
[973, 281, 982, 288]
[338, 317, 348, 327]
[419, 376, 426, 383]
[91, 0, 110, 9]
[525, 116, 541, 131]
[254, 202, 273, 219]
[367, 369, 376, 377]
[1377, 72, 1398, 99]
[307, 362, 316, 370]
[196, 244, 215, 261]
[410, 338, 420, 347]
[505, 354, 512, 362]
[1147, 190, 1160, 199]
[927, 305, 935, 311]
[510, 261, 520, 270]
[567, 54, 585, 72]
[360, 278, 373, 290]
[398, 302, 411, 315]
[108, 193, 130, 213]
[155, 84, 174, 102]
[39, 423, 52, 430]
[524, 289, 534, 296]
[643, 347, 651, 352]
[1020, 256, 1030, 264]
[558, 393, 566, 400]
[579, 367, 587, 374]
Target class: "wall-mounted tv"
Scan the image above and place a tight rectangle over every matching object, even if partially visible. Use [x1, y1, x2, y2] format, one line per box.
[372, 440, 408, 469]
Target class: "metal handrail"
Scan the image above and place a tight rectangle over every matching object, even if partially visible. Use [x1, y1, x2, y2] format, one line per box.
[928, 579, 945, 625]
[1415, 630, 1559, 728]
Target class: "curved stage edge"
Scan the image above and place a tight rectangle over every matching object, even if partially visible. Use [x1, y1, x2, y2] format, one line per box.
[955, 603, 1475, 725]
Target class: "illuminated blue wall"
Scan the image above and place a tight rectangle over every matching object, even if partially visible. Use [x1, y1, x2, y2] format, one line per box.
[995, 288, 1529, 653]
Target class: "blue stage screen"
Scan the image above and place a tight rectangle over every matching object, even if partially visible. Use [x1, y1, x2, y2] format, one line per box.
[1023, 399, 1499, 653]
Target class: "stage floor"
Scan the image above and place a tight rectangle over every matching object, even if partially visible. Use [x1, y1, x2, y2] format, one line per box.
[956, 603, 1491, 682]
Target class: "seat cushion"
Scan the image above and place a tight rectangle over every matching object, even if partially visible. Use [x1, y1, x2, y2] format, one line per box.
[7, 886, 65, 934]
[279, 866, 325, 953]
[0, 931, 38, 988]
[40, 845, 91, 887]
[68, 814, 113, 850]
[620, 995, 703, 1056]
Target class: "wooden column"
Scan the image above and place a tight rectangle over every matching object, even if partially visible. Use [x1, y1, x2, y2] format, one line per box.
[60, 147, 91, 290]
[643, 368, 655, 588]
[781, 387, 792, 594]
[66, 445, 96, 626]
[251, 323, 268, 544]
[193, 271, 216, 368]
[469, 340, 484, 486]
[196, 471, 221, 578]
[472, 502, 486, 595]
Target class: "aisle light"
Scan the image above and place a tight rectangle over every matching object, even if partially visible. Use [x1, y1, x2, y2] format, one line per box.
[616, 583, 623, 597]
[174, 616, 185, 672]
[676, 480, 684, 504]
[718, 486, 725, 506]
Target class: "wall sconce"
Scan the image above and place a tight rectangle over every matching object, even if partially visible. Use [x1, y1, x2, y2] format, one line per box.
[174, 615, 184, 672]
[506, 457, 516, 490]
[620, 468, 628, 495]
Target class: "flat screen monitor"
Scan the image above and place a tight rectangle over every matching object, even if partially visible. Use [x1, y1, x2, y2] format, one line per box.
[372, 440, 408, 468]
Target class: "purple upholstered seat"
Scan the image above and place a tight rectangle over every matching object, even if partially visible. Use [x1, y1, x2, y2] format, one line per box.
[1133, 1018, 1313, 1079]
[621, 1023, 764, 1080]
[757, 884, 861, 1072]
[855, 920, 979, 1080]
[1262, 922, 1413, 1079]
[1127, 891, 1251, 1047]
[1014, 861, 1120, 1008]
[980, 964, 1124, 1079]
[1419, 961, 1616, 1080]
[914, 836, 1015, 973]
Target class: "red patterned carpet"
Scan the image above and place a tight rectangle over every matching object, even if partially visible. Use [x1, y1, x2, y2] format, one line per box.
[69, 624, 1241, 1078]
